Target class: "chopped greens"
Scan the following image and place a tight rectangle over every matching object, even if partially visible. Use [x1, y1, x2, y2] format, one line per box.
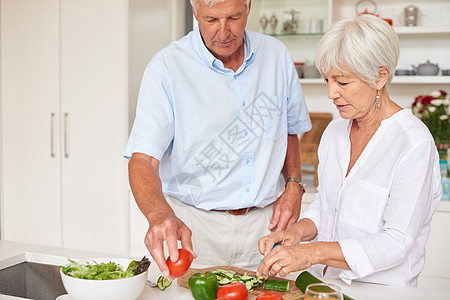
[61, 256, 150, 280]
[212, 268, 264, 291]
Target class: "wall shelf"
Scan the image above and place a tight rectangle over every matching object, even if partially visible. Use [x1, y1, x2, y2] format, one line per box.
[299, 76, 450, 85]
[394, 26, 450, 35]
[392, 76, 450, 84]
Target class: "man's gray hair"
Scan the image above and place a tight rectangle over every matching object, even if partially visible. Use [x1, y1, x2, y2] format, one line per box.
[190, 0, 250, 13]
[315, 14, 399, 88]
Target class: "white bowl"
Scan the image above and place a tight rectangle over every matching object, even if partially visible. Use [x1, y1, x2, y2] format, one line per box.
[60, 258, 148, 300]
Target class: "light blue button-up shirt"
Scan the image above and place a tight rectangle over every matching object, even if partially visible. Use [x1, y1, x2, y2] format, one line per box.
[125, 27, 311, 210]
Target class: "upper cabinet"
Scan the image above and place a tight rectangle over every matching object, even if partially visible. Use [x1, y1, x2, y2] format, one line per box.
[247, 0, 450, 85]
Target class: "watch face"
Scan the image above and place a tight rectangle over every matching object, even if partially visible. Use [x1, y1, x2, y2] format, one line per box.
[356, 0, 378, 15]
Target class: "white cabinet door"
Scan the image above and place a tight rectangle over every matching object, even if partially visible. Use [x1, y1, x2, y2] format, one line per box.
[1, 0, 129, 255]
[0, 0, 62, 246]
[59, 0, 128, 255]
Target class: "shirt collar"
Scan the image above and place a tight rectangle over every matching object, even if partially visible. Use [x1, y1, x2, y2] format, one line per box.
[192, 26, 254, 75]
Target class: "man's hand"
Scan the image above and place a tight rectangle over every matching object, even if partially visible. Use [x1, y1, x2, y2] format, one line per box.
[269, 182, 303, 231]
[128, 153, 197, 279]
[144, 207, 196, 280]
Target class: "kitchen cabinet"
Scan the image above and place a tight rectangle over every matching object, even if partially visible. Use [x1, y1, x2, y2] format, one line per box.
[1, 0, 63, 248]
[1, 0, 185, 256]
[1, 0, 129, 254]
[0, 0, 150, 255]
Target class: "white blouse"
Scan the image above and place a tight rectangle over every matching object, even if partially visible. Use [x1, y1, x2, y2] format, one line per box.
[301, 109, 442, 286]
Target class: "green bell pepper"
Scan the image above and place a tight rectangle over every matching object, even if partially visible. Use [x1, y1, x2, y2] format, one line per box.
[188, 271, 219, 300]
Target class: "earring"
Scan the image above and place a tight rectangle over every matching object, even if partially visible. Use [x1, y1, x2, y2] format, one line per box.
[375, 94, 380, 109]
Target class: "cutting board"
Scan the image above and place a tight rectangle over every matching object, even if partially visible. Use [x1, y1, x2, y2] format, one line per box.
[177, 266, 303, 300]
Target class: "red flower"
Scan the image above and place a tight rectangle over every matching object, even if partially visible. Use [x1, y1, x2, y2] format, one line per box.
[414, 95, 434, 106]
[439, 90, 447, 98]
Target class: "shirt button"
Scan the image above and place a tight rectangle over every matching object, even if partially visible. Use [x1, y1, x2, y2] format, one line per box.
[246, 187, 250, 192]
[242, 101, 246, 107]
[245, 159, 250, 164]
[244, 131, 248, 136]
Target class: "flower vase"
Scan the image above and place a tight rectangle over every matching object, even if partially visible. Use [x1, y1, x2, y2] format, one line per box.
[437, 143, 449, 178]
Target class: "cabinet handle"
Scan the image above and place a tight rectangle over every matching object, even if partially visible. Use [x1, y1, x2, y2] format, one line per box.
[50, 112, 56, 157]
[64, 112, 69, 158]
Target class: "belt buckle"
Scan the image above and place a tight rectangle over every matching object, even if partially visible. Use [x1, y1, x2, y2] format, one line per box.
[226, 207, 250, 216]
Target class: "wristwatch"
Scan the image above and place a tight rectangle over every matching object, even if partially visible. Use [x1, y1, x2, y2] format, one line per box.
[285, 177, 306, 193]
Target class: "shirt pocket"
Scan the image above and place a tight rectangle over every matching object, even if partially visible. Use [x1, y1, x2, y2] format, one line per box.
[338, 180, 389, 235]
[257, 94, 287, 141]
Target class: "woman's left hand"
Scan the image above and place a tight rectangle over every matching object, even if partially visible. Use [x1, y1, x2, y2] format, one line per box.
[256, 243, 316, 279]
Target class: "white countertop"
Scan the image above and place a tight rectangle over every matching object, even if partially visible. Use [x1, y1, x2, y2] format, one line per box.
[1, 240, 450, 300]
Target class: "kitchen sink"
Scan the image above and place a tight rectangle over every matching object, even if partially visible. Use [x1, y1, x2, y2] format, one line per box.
[0, 261, 66, 300]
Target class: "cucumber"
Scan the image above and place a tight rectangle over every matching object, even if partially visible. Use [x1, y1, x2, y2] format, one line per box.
[262, 279, 290, 292]
[212, 268, 262, 290]
[245, 281, 254, 290]
[241, 274, 253, 281]
[218, 278, 231, 285]
[295, 271, 354, 300]
[156, 275, 172, 291]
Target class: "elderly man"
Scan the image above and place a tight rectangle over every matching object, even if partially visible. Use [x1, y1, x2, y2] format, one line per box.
[125, 0, 311, 278]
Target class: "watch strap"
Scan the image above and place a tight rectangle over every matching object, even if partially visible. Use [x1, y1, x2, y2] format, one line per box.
[285, 176, 306, 193]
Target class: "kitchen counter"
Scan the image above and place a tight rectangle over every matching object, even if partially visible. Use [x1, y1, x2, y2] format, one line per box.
[1, 240, 450, 300]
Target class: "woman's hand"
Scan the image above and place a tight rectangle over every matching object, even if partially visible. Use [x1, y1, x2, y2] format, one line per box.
[259, 218, 317, 256]
[256, 243, 316, 278]
[258, 227, 301, 257]
[256, 240, 350, 279]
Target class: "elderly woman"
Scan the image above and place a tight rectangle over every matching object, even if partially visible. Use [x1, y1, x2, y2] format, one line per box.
[256, 14, 442, 287]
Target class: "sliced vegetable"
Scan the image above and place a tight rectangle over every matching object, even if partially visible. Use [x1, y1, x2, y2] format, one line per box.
[157, 275, 172, 291]
[189, 271, 220, 300]
[295, 271, 354, 300]
[216, 282, 248, 300]
[212, 269, 264, 291]
[167, 248, 194, 278]
[262, 279, 289, 292]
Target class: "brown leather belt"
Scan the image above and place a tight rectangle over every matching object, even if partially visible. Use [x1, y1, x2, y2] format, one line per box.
[213, 207, 256, 216]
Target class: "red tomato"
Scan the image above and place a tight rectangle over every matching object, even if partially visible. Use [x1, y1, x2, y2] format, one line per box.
[255, 292, 284, 300]
[215, 298, 233, 300]
[216, 282, 248, 300]
[166, 248, 194, 278]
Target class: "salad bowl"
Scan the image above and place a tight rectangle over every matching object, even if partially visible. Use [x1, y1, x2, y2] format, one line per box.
[60, 257, 149, 300]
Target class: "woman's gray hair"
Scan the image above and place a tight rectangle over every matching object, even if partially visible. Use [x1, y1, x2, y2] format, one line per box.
[191, 0, 250, 13]
[315, 14, 399, 88]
